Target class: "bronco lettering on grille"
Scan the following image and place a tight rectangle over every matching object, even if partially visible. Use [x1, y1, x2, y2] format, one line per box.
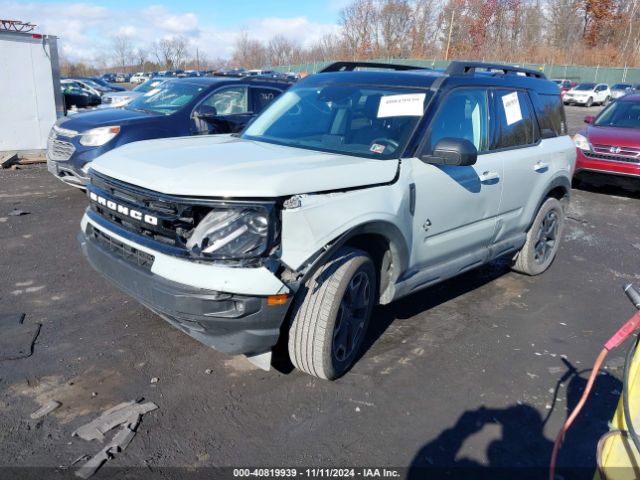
[89, 191, 158, 226]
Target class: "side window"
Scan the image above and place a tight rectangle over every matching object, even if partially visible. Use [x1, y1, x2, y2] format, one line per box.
[200, 86, 248, 115]
[428, 89, 489, 152]
[492, 90, 538, 150]
[251, 87, 282, 113]
[534, 93, 567, 136]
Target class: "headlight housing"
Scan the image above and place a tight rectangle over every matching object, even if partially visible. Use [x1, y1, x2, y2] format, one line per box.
[185, 206, 276, 259]
[79, 126, 121, 146]
[573, 133, 590, 151]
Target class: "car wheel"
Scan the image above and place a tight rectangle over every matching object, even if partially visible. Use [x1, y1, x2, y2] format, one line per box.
[288, 247, 376, 380]
[512, 197, 565, 276]
[604, 96, 611, 106]
[586, 97, 593, 107]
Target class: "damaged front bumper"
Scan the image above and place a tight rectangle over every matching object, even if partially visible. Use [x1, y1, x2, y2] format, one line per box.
[78, 214, 292, 362]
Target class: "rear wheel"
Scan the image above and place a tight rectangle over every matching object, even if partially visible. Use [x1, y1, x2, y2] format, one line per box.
[603, 96, 611, 106]
[512, 197, 565, 276]
[288, 247, 376, 380]
[586, 97, 593, 107]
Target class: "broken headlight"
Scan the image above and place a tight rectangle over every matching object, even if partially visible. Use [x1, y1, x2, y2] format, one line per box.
[185, 206, 276, 259]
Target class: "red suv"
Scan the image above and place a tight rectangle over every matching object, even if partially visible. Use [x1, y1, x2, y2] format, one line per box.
[574, 94, 640, 182]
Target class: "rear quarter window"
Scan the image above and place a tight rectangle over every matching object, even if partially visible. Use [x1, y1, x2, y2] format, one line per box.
[533, 93, 567, 136]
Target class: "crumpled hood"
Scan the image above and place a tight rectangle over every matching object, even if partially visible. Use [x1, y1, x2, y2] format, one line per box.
[90, 135, 399, 197]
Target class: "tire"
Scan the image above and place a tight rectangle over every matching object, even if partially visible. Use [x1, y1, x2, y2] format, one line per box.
[512, 197, 565, 276]
[288, 247, 376, 380]
[603, 96, 611, 106]
[585, 97, 593, 107]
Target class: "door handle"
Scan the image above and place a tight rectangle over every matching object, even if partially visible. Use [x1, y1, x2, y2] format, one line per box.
[534, 162, 549, 172]
[479, 171, 500, 183]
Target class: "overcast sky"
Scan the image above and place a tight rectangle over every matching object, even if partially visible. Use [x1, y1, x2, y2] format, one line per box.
[1, 0, 350, 63]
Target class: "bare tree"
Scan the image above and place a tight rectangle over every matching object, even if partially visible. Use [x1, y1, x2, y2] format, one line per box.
[231, 31, 268, 68]
[170, 36, 190, 69]
[268, 35, 299, 66]
[111, 35, 133, 72]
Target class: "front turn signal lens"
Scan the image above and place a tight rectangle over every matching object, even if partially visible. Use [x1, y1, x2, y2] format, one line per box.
[267, 294, 289, 305]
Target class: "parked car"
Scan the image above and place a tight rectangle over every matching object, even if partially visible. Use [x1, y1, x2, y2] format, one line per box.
[130, 72, 149, 84]
[563, 82, 611, 107]
[86, 77, 126, 92]
[69, 78, 111, 96]
[100, 78, 166, 108]
[61, 83, 90, 110]
[101, 73, 117, 83]
[61, 79, 101, 106]
[115, 73, 130, 83]
[574, 93, 640, 183]
[552, 79, 576, 98]
[47, 76, 292, 188]
[610, 83, 634, 99]
[77, 61, 575, 379]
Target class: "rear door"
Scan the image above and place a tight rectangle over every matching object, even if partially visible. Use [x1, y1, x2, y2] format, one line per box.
[250, 86, 284, 115]
[491, 89, 551, 243]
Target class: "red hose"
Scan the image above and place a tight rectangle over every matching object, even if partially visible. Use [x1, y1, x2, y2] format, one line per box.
[549, 348, 609, 480]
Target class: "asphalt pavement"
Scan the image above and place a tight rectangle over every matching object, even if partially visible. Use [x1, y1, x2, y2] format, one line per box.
[1, 105, 639, 479]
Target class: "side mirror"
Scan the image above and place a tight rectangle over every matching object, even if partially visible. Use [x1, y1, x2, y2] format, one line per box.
[195, 105, 218, 119]
[421, 138, 477, 166]
[584, 115, 595, 124]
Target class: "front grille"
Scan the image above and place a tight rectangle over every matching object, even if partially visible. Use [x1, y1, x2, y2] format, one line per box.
[48, 138, 76, 161]
[584, 150, 640, 164]
[592, 144, 640, 158]
[87, 223, 154, 269]
[87, 172, 213, 255]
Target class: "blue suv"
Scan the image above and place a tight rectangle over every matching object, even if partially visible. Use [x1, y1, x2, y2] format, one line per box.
[47, 77, 292, 188]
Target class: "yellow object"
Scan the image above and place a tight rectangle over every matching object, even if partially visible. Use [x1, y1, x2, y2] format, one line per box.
[595, 345, 640, 480]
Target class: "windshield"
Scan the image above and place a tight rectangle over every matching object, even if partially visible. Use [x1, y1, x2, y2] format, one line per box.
[574, 83, 596, 91]
[242, 85, 432, 159]
[612, 84, 631, 90]
[127, 81, 203, 115]
[594, 100, 640, 128]
[134, 79, 164, 93]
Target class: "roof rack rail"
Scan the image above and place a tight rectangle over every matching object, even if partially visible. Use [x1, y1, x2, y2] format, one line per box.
[445, 61, 546, 79]
[319, 61, 427, 73]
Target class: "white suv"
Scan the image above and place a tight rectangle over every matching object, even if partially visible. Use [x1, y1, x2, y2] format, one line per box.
[563, 82, 611, 107]
[79, 62, 576, 380]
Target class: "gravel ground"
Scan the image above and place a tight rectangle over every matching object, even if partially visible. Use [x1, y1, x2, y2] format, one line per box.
[1, 105, 639, 480]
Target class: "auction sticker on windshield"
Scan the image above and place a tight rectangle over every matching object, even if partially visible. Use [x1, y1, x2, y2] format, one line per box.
[377, 93, 425, 118]
[502, 92, 522, 125]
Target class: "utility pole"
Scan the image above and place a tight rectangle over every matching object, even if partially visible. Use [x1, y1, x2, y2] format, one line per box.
[445, 9, 455, 61]
[196, 48, 200, 71]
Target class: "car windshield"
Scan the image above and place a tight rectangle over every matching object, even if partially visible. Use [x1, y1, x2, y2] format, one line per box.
[126, 81, 204, 115]
[242, 85, 432, 159]
[574, 83, 596, 91]
[594, 100, 640, 128]
[612, 84, 631, 90]
[133, 79, 164, 93]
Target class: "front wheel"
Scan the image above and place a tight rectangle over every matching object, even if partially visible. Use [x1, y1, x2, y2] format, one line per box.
[288, 247, 376, 380]
[512, 197, 565, 276]
[603, 96, 611, 106]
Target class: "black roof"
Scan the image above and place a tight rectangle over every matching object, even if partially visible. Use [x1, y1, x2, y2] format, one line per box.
[302, 61, 560, 95]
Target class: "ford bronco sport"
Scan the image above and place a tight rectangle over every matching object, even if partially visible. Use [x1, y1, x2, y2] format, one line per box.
[79, 61, 576, 380]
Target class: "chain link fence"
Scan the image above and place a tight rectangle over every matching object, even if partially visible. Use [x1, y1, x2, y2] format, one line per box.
[274, 59, 640, 85]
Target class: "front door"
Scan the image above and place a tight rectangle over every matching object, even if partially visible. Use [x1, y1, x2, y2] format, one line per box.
[192, 86, 250, 135]
[410, 88, 503, 273]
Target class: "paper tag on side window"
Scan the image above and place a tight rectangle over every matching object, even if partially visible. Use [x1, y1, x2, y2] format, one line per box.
[377, 93, 425, 118]
[502, 92, 522, 125]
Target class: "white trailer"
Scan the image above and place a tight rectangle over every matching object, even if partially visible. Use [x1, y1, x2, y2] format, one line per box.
[0, 29, 64, 153]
